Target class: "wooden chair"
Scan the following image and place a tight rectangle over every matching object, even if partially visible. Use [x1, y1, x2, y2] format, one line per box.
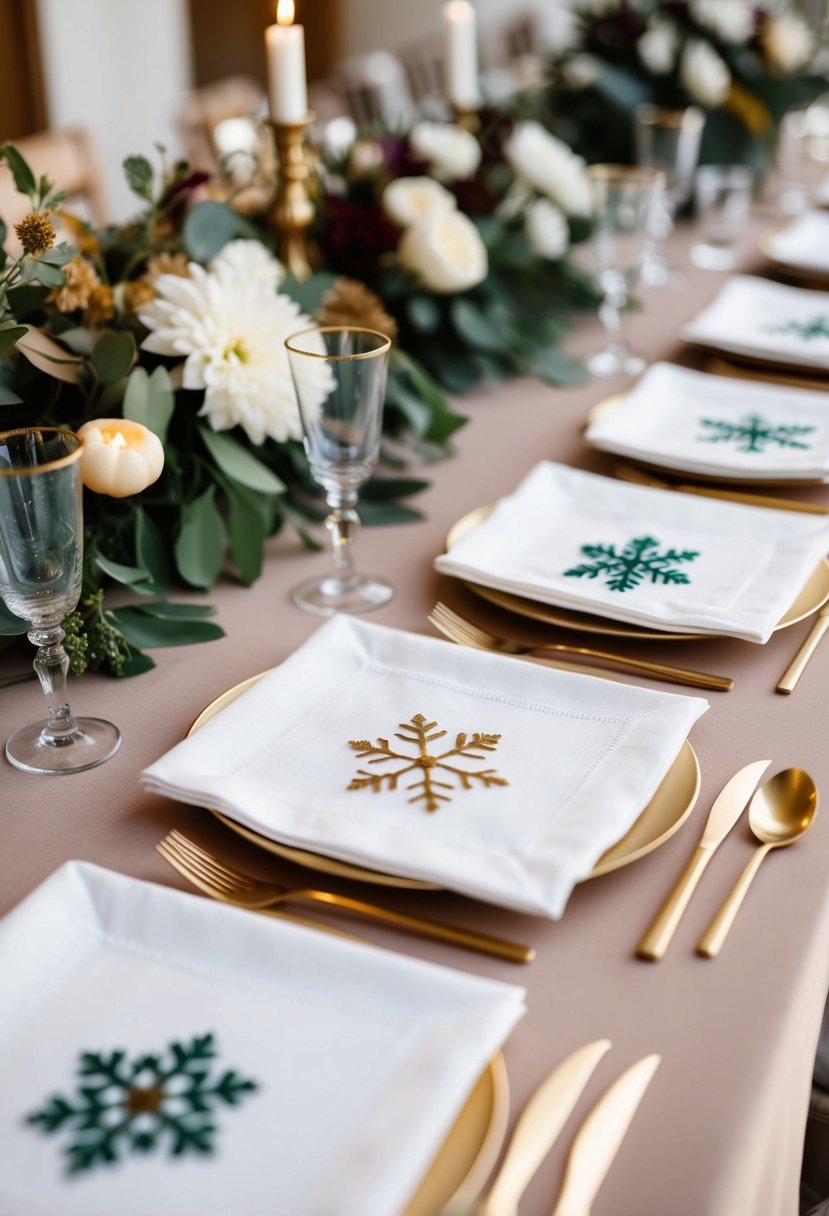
[178, 75, 267, 172]
[333, 51, 415, 130]
[0, 125, 109, 234]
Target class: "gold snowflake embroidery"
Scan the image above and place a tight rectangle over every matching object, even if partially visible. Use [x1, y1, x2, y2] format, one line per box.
[347, 713, 509, 812]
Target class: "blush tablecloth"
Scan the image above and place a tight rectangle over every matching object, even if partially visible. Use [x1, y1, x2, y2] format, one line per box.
[2, 218, 828, 1216]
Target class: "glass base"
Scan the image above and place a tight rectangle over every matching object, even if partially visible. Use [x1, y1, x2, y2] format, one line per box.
[641, 253, 684, 289]
[689, 242, 738, 272]
[587, 343, 647, 379]
[6, 717, 122, 775]
[292, 572, 394, 617]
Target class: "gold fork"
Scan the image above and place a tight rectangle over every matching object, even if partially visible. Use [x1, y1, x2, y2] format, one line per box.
[156, 830, 535, 964]
[429, 602, 733, 692]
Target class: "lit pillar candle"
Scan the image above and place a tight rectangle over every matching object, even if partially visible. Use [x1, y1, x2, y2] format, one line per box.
[442, 0, 480, 109]
[266, 0, 308, 125]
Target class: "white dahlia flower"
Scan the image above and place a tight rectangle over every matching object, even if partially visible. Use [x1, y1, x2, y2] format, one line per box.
[209, 239, 285, 292]
[409, 122, 482, 180]
[505, 122, 592, 216]
[139, 264, 328, 446]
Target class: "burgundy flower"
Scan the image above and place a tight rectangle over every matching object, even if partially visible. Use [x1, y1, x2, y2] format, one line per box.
[379, 136, 429, 179]
[321, 196, 400, 281]
[451, 177, 500, 217]
[584, 3, 647, 54]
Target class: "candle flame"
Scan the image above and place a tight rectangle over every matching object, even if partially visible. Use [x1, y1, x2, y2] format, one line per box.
[276, 0, 295, 25]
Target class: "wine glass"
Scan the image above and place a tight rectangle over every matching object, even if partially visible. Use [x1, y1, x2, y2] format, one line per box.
[0, 427, 121, 774]
[587, 164, 664, 378]
[285, 326, 393, 616]
[634, 104, 704, 287]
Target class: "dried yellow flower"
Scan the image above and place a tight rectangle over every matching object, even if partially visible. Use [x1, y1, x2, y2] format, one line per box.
[48, 255, 99, 312]
[85, 283, 115, 326]
[57, 210, 100, 257]
[316, 277, 398, 341]
[14, 210, 56, 256]
[117, 278, 156, 316]
[145, 252, 190, 280]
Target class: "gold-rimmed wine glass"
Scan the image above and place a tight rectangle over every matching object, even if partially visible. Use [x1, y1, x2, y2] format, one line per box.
[285, 326, 393, 616]
[0, 427, 121, 774]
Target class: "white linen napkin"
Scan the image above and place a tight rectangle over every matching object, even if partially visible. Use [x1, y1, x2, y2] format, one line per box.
[585, 362, 829, 481]
[764, 210, 829, 273]
[142, 616, 707, 918]
[0, 861, 525, 1216]
[681, 274, 829, 369]
[434, 461, 829, 643]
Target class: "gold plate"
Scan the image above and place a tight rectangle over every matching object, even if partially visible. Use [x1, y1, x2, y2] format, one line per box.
[405, 1054, 509, 1215]
[446, 504, 829, 641]
[190, 677, 700, 889]
[586, 393, 828, 488]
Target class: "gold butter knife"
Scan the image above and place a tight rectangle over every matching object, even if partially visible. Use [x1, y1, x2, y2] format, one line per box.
[776, 606, 829, 694]
[549, 1054, 661, 1216]
[636, 760, 771, 961]
[473, 1040, 612, 1216]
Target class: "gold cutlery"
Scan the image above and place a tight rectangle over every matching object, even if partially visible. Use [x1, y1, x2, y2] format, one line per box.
[472, 1040, 612, 1216]
[776, 606, 829, 694]
[615, 463, 829, 516]
[429, 602, 733, 693]
[696, 769, 817, 958]
[549, 1053, 661, 1216]
[156, 830, 535, 964]
[636, 760, 771, 961]
[704, 355, 829, 394]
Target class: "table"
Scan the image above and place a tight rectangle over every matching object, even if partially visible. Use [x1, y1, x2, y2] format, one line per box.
[3, 218, 829, 1216]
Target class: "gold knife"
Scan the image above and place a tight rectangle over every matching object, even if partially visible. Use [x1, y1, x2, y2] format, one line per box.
[636, 760, 771, 960]
[473, 1040, 612, 1216]
[549, 1054, 661, 1216]
[776, 606, 829, 694]
[615, 463, 829, 516]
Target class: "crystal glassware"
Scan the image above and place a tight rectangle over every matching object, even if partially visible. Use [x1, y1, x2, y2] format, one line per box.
[0, 427, 121, 774]
[285, 326, 393, 615]
[634, 104, 704, 287]
[691, 164, 753, 271]
[587, 164, 664, 378]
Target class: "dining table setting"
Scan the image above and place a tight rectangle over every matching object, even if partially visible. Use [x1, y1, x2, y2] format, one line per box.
[5, 23, 829, 1211]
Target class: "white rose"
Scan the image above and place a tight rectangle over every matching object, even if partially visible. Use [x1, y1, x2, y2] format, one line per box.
[525, 199, 569, 260]
[399, 210, 488, 294]
[382, 176, 457, 228]
[210, 239, 285, 291]
[505, 122, 592, 216]
[409, 122, 481, 181]
[763, 13, 813, 73]
[562, 54, 600, 90]
[638, 19, 678, 75]
[690, 0, 754, 44]
[680, 40, 731, 108]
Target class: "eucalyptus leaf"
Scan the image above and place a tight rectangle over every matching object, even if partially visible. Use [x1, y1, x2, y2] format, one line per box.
[406, 295, 441, 333]
[120, 647, 156, 677]
[95, 553, 149, 587]
[282, 271, 336, 314]
[0, 326, 28, 358]
[111, 607, 225, 649]
[522, 346, 587, 386]
[134, 507, 169, 590]
[362, 476, 429, 501]
[225, 482, 267, 585]
[0, 143, 36, 198]
[123, 366, 174, 443]
[132, 601, 217, 620]
[358, 500, 423, 526]
[183, 202, 239, 263]
[174, 487, 227, 589]
[91, 331, 136, 384]
[450, 297, 507, 352]
[199, 425, 286, 495]
[123, 155, 154, 200]
[18, 260, 65, 289]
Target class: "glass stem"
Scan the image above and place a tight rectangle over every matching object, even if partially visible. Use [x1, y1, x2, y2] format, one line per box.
[325, 489, 360, 583]
[28, 623, 77, 745]
[601, 291, 628, 353]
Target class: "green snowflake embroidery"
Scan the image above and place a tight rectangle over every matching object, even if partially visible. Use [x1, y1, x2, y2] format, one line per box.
[767, 316, 829, 341]
[25, 1032, 258, 1176]
[698, 413, 815, 453]
[564, 536, 699, 592]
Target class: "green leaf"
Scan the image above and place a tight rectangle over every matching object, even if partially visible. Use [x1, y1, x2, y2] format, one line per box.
[282, 270, 336, 314]
[123, 366, 175, 444]
[91, 331, 135, 384]
[123, 155, 154, 200]
[95, 553, 149, 587]
[120, 646, 156, 677]
[111, 606, 225, 649]
[0, 382, 23, 406]
[174, 486, 227, 589]
[182, 201, 239, 263]
[406, 295, 441, 333]
[132, 601, 217, 620]
[199, 425, 286, 494]
[358, 500, 423, 526]
[391, 351, 467, 443]
[18, 260, 65, 288]
[0, 142, 36, 198]
[0, 325, 28, 358]
[362, 476, 429, 501]
[450, 297, 508, 352]
[134, 507, 169, 590]
[225, 482, 266, 585]
[521, 346, 587, 386]
[0, 596, 27, 635]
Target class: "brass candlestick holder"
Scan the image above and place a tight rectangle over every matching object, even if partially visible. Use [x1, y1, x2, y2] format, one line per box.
[270, 112, 316, 282]
[451, 103, 481, 134]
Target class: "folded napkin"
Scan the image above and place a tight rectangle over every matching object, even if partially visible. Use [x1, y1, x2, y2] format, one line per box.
[586, 362, 829, 481]
[0, 861, 524, 1216]
[142, 616, 706, 918]
[682, 274, 829, 370]
[434, 462, 829, 643]
[764, 210, 829, 274]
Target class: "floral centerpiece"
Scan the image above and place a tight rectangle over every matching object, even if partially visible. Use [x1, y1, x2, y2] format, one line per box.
[543, 0, 826, 174]
[314, 112, 600, 396]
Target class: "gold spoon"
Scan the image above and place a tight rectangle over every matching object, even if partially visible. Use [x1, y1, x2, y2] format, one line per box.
[696, 769, 818, 958]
